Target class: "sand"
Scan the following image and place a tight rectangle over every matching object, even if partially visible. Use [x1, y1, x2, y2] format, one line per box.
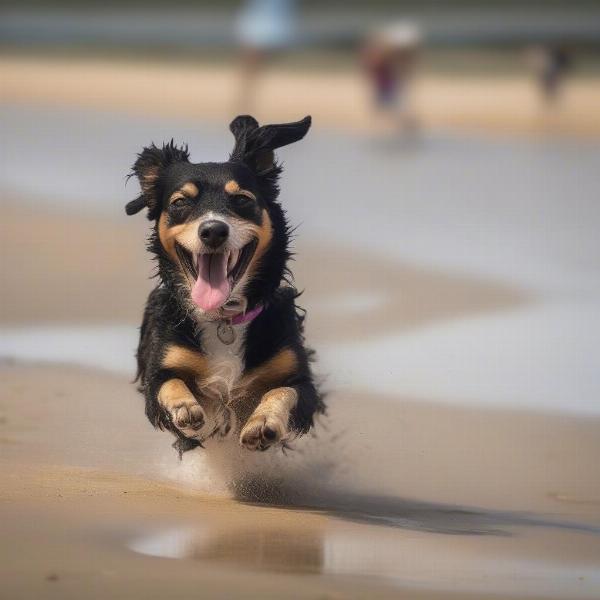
[2, 204, 600, 598]
[1, 54, 600, 138]
[2, 362, 600, 599]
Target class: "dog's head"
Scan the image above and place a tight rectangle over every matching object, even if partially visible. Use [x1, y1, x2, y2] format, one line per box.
[126, 115, 311, 319]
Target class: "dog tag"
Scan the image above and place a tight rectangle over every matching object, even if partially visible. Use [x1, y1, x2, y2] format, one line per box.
[216, 321, 235, 345]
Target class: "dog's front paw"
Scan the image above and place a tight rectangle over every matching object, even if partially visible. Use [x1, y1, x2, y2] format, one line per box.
[159, 379, 236, 444]
[239, 387, 297, 451]
[170, 402, 206, 438]
[239, 413, 288, 451]
[160, 379, 207, 440]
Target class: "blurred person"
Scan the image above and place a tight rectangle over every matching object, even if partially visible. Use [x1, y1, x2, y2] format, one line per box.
[528, 44, 573, 105]
[361, 22, 422, 137]
[234, 0, 297, 113]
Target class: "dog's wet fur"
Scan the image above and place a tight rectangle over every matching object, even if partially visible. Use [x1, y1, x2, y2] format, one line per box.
[126, 115, 324, 455]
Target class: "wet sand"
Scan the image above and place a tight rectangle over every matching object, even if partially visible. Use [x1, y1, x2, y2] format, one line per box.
[2, 54, 600, 138]
[2, 205, 600, 598]
[2, 363, 600, 599]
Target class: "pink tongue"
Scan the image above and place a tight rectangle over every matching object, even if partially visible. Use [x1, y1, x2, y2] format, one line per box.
[191, 254, 231, 311]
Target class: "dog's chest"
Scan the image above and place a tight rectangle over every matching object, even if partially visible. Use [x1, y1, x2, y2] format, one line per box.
[199, 322, 247, 388]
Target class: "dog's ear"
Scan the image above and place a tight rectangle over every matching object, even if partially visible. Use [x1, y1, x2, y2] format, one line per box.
[126, 141, 190, 219]
[229, 115, 311, 174]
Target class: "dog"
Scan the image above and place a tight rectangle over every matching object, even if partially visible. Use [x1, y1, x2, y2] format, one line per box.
[126, 115, 324, 456]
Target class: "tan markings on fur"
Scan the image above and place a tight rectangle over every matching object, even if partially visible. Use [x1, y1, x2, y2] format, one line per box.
[159, 354, 234, 438]
[244, 209, 273, 279]
[236, 347, 297, 398]
[225, 215, 261, 250]
[158, 378, 212, 437]
[251, 387, 298, 421]
[158, 182, 199, 261]
[174, 217, 203, 253]
[158, 213, 187, 261]
[162, 344, 209, 377]
[240, 386, 298, 448]
[224, 179, 257, 201]
[158, 214, 203, 270]
[255, 209, 273, 257]
[169, 182, 199, 205]
[224, 180, 240, 194]
[158, 378, 195, 410]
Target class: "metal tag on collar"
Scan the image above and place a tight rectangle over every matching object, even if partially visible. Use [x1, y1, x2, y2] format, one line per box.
[216, 319, 236, 345]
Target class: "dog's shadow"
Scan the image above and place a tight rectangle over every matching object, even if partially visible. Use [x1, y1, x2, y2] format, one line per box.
[231, 474, 600, 538]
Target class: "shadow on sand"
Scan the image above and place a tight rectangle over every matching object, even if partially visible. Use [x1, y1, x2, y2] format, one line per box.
[232, 476, 600, 538]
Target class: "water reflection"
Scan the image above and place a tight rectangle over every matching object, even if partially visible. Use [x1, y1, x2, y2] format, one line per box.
[131, 526, 323, 574]
[129, 519, 600, 598]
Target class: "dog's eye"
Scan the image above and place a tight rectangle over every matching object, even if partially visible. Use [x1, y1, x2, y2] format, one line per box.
[233, 194, 254, 206]
[170, 195, 190, 207]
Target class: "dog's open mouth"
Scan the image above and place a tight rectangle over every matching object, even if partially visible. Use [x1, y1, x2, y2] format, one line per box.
[176, 240, 257, 312]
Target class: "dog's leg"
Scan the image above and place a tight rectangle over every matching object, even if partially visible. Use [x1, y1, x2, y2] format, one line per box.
[158, 378, 207, 438]
[239, 386, 297, 451]
[158, 378, 233, 441]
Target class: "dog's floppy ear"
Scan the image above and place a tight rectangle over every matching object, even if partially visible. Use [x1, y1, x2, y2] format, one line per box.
[229, 115, 311, 174]
[126, 141, 190, 219]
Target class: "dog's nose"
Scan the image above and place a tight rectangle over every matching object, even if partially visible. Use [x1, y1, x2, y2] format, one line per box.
[199, 220, 229, 249]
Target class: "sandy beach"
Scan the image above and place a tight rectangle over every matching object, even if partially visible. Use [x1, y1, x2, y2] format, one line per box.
[2, 201, 600, 598]
[2, 356, 600, 599]
[2, 54, 600, 138]
[1, 80, 600, 597]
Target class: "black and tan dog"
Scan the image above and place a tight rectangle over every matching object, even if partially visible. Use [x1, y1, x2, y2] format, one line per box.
[126, 115, 324, 455]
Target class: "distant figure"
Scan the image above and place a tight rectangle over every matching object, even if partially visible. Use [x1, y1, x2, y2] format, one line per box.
[529, 44, 573, 105]
[234, 0, 297, 113]
[361, 22, 422, 135]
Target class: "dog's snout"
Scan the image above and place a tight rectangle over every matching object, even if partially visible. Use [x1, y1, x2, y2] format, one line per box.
[199, 220, 229, 249]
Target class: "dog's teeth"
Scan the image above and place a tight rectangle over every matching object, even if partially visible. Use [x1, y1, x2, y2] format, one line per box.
[228, 250, 239, 273]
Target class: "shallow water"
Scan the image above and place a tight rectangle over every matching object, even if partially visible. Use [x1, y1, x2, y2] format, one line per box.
[129, 523, 600, 598]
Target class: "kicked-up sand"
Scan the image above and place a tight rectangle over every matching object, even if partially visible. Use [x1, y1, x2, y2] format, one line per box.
[2, 203, 600, 599]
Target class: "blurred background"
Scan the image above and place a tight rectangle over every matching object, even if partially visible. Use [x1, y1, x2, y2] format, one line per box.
[2, 1, 600, 597]
[2, 0, 600, 407]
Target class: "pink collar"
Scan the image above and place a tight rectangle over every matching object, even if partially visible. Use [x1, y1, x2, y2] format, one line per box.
[230, 304, 264, 326]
